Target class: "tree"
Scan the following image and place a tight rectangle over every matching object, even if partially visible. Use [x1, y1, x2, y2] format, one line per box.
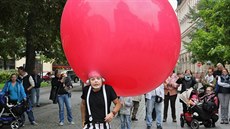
[0, 25, 25, 70]
[0, 0, 67, 73]
[185, 0, 230, 65]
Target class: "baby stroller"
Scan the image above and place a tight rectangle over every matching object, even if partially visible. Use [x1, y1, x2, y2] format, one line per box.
[179, 88, 218, 129]
[0, 93, 29, 129]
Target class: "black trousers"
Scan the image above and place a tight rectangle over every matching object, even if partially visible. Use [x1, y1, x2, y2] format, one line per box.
[163, 93, 177, 119]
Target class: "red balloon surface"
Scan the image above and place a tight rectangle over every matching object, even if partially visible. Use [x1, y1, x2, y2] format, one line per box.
[61, 0, 181, 96]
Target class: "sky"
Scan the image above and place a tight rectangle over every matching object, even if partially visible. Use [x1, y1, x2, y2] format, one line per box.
[168, 0, 178, 10]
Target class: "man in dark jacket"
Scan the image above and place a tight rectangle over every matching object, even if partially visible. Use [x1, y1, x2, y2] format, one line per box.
[18, 66, 38, 125]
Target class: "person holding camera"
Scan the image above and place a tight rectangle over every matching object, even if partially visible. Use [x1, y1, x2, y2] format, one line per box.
[145, 84, 164, 129]
[176, 69, 197, 113]
[163, 71, 179, 123]
[51, 70, 74, 126]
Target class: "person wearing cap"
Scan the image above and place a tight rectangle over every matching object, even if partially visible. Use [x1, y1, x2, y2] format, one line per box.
[51, 70, 74, 126]
[17, 66, 38, 125]
[81, 71, 121, 129]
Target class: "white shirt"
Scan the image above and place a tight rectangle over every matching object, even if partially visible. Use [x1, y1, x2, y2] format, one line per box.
[20, 72, 35, 87]
[145, 83, 164, 100]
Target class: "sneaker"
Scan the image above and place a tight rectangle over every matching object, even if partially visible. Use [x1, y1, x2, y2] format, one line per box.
[69, 121, 75, 125]
[132, 118, 138, 121]
[157, 125, 163, 129]
[36, 104, 40, 107]
[59, 122, 64, 126]
[163, 119, 166, 122]
[31, 121, 38, 125]
[173, 119, 177, 122]
[147, 126, 151, 129]
[212, 123, 216, 127]
[220, 120, 224, 124]
[224, 119, 229, 124]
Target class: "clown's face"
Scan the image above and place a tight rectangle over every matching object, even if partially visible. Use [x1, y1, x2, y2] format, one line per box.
[89, 77, 103, 89]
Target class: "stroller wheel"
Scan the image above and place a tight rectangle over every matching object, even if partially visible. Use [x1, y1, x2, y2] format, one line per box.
[180, 116, 185, 127]
[203, 120, 212, 128]
[0, 122, 3, 127]
[10, 120, 20, 129]
[191, 119, 199, 129]
[18, 116, 25, 127]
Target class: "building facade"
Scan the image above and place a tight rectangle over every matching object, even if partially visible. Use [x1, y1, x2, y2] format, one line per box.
[0, 57, 53, 73]
[175, 0, 204, 73]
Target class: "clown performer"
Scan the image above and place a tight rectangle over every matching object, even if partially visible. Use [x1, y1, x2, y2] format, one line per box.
[81, 71, 121, 129]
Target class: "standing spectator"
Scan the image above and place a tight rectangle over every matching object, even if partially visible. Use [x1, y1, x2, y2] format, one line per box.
[120, 96, 133, 129]
[146, 84, 164, 129]
[31, 69, 42, 107]
[213, 63, 225, 78]
[17, 66, 38, 125]
[51, 70, 74, 126]
[81, 71, 121, 129]
[216, 68, 230, 124]
[144, 95, 156, 121]
[201, 68, 216, 88]
[131, 95, 142, 121]
[176, 69, 197, 113]
[163, 71, 179, 122]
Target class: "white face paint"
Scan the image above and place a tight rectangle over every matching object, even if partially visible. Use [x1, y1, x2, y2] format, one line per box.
[89, 77, 103, 89]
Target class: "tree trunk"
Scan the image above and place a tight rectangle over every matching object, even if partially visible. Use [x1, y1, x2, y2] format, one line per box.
[25, 12, 36, 74]
[25, 40, 36, 74]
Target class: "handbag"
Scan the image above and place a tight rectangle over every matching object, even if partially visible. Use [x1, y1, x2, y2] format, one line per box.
[155, 95, 163, 103]
[155, 90, 163, 103]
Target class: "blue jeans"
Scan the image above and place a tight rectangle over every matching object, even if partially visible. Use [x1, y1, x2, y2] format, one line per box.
[22, 97, 35, 123]
[31, 88, 40, 105]
[120, 114, 131, 129]
[30, 88, 36, 106]
[57, 94, 73, 123]
[146, 96, 163, 127]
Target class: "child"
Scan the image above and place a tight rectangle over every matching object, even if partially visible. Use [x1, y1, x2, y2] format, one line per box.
[120, 96, 133, 129]
[188, 93, 199, 106]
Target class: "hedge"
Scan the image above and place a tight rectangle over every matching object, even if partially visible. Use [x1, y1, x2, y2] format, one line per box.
[0, 70, 17, 83]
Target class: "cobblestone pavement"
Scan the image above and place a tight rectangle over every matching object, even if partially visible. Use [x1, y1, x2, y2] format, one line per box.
[1, 83, 230, 129]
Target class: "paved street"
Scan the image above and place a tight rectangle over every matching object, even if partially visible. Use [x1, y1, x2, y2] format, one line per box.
[1, 82, 230, 129]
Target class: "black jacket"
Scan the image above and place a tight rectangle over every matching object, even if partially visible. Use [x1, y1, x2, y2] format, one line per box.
[31, 74, 42, 88]
[176, 77, 197, 93]
[49, 77, 72, 103]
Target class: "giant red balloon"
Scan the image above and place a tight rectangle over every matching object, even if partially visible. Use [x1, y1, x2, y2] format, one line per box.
[61, 0, 181, 96]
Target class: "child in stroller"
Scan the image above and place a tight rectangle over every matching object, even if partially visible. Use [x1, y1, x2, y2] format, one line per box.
[179, 87, 219, 129]
[0, 93, 29, 129]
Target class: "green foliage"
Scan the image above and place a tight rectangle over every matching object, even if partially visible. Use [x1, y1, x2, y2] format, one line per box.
[41, 82, 50, 87]
[0, 0, 68, 71]
[185, 0, 230, 65]
[0, 70, 17, 83]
